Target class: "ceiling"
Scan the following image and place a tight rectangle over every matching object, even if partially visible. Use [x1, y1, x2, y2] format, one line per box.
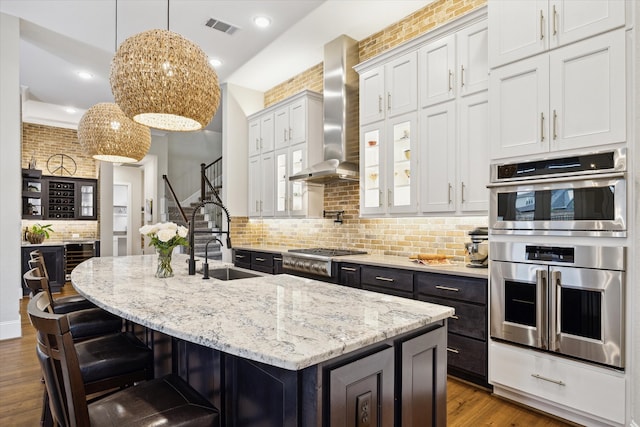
[0, 0, 434, 131]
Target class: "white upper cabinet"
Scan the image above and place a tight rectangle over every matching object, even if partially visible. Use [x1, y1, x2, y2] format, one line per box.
[274, 98, 307, 149]
[419, 19, 488, 107]
[548, 29, 625, 152]
[247, 91, 323, 218]
[419, 34, 456, 107]
[490, 29, 625, 159]
[489, 54, 550, 159]
[360, 52, 417, 125]
[248, 113, 274, 157]
[458, 91, 489, 212]
[489, 0, 625, 68]
[457, 20, 489, 97]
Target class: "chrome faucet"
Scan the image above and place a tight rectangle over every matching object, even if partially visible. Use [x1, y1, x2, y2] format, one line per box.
[188, 199, 232, 275]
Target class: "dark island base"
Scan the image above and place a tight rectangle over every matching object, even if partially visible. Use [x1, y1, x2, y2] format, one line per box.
[129, 321, 448, 427]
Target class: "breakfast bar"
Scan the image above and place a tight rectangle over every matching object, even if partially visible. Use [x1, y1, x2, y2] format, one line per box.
[71, 253, 454, 427]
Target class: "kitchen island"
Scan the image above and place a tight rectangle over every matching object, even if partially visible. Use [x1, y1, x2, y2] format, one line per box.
[71, 254, 453, 427]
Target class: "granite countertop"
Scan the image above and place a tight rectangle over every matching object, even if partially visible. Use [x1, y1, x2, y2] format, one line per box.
[71, 254, 454, 371]
[22, 239, 99, 247]
[233, 245, 488, 279]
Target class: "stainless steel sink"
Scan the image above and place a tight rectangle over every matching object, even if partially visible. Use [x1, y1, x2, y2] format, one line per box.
[207, 268, 261, 281]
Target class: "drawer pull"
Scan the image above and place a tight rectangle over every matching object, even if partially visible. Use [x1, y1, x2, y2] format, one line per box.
[447, 347, 459, 354]
[531, 373, 565, 386]
[375, 276, 394, 282]
[273, 257, 282, 261]
[255, 257, 266, 262]
[450, 315, 459, 320]
[235, 255, 246, 259]
[341, 267, 357, 272]
[435, 285, 459, 292]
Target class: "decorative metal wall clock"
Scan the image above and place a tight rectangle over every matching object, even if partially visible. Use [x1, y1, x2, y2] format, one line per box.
[47, 153, 77, 176]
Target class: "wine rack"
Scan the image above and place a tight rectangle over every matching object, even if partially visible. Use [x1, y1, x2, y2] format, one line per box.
[47, 180, 76, 219]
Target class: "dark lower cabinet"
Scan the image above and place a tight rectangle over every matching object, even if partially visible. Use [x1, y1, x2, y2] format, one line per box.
[337, 263, 361, 288]
[415, 272, 489, 388]
[21, 244, 65, 295]
[361, 265, 414, 299]
[233, 249, 251, 269]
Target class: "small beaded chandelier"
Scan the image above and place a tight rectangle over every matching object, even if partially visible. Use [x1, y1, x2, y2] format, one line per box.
[110, 29, 220, 132]
[78, 103, 151, 163]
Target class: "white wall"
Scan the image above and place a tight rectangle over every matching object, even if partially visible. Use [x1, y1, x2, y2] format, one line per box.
[114, 166, 143, 255]
[147, 132, 169, 220]
[0, 13, 23, 340]
[98, 162, 114, 256]
[222, 83, 265, 217]
[632, 2, 639, 425]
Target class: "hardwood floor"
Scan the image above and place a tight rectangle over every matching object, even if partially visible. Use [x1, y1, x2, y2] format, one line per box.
[1, 286, 574, 426]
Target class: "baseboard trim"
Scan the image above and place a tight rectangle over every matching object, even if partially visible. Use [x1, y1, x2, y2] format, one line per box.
[0, 316, 21, 340]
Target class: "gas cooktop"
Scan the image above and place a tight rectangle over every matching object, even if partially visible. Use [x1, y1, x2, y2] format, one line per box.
[288, 248, 367, 257]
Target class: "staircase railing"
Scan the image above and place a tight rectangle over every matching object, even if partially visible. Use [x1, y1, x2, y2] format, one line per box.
[201, 158, 223, 228]
[162, 174, 188, 225]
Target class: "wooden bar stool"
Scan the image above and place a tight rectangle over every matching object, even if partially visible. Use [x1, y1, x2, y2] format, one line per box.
[28, 291, 220, 427]
[23, 268, 122, 341]
[29, 250, 95, 313]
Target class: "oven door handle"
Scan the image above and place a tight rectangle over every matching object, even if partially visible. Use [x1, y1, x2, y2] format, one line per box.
[486, 171, 625, 188]
[536, 269, 548, 350]
[550, 270, 562, 352]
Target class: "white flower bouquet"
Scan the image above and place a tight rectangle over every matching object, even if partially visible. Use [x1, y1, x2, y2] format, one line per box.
[139, 222, 189, 278]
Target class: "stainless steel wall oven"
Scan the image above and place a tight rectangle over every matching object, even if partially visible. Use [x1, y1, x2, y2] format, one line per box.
[490, 242, 625, 369]
[488, 149, 626, 237]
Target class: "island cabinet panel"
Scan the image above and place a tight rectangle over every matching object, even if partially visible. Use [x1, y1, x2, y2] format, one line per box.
[21, 245, 65, 295]
[400, 325, 447, 427]
[250, 251, 276, 274]
[328, 346, 395, 427]
[361, 265, 414, 298]
[415, 273, 489, 387]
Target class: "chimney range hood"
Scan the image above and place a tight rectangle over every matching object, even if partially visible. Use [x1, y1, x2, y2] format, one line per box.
[289, 35, 360, 184]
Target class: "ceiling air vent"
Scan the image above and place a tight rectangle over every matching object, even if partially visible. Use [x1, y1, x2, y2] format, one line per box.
[205, 18, 238, 35]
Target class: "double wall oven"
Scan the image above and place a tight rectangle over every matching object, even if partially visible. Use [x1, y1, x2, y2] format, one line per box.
[488, 149, 627, 369]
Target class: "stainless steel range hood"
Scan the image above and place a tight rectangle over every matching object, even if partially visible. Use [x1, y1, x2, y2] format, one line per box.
[289, 35, 360, 183]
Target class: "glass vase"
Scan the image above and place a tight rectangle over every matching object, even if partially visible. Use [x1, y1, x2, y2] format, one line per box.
[155, 248, 174, 278]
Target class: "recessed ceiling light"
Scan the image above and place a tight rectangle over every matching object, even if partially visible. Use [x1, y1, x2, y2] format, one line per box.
[253, 16, 271, 28]
[77, 71, 93, 80]
[65, 107, 77, 114]
[209, 58, 223, 68]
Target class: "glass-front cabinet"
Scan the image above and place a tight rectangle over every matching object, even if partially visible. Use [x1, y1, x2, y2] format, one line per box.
[361, 113, 417, 215]
[275, 143, 309, 217]
[78, 181, 96, 219]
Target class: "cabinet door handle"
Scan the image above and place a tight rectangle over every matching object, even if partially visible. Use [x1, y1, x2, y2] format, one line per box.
[235, 255, 246, 259]
[552, 5, 558, 36]
[273, 257, 282, 261]
[540, 10, 544, 40]
[540, 112, 545, 142]
[388, 189, 392, 207]
[255, 257, 266, 262]
[387, 92, 391, 110]
[289, 127, 292, 141]
[341, 267, 357, 272]
[531, 373, 565, 386]
[461, 182, 466, 203]
[378, 95, 383, 113]
[435, 285, 460, 292]
[375, 276, 395, 282]
[553, 109, 558, 140]
[259, 200, 263, 212]
[448, 183, 452, 204]
[447, 347, 460, 354]
[448, 70, 453, 91]
[460, 65, 465, 87]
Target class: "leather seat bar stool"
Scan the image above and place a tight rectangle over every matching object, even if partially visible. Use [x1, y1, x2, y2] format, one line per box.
[29, 250, 95, 314]
[23, 268, 122, 341]
[28, 291, 220, 427]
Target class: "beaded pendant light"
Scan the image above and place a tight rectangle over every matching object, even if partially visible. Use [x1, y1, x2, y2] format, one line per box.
[78, 103, 151, 163]
[110, 29, 220, 132]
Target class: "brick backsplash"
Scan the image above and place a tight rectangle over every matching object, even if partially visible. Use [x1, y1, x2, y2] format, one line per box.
[231, 182, 488, 262]
[22, 220, 99, 243]
[251, 0, 488, 260]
